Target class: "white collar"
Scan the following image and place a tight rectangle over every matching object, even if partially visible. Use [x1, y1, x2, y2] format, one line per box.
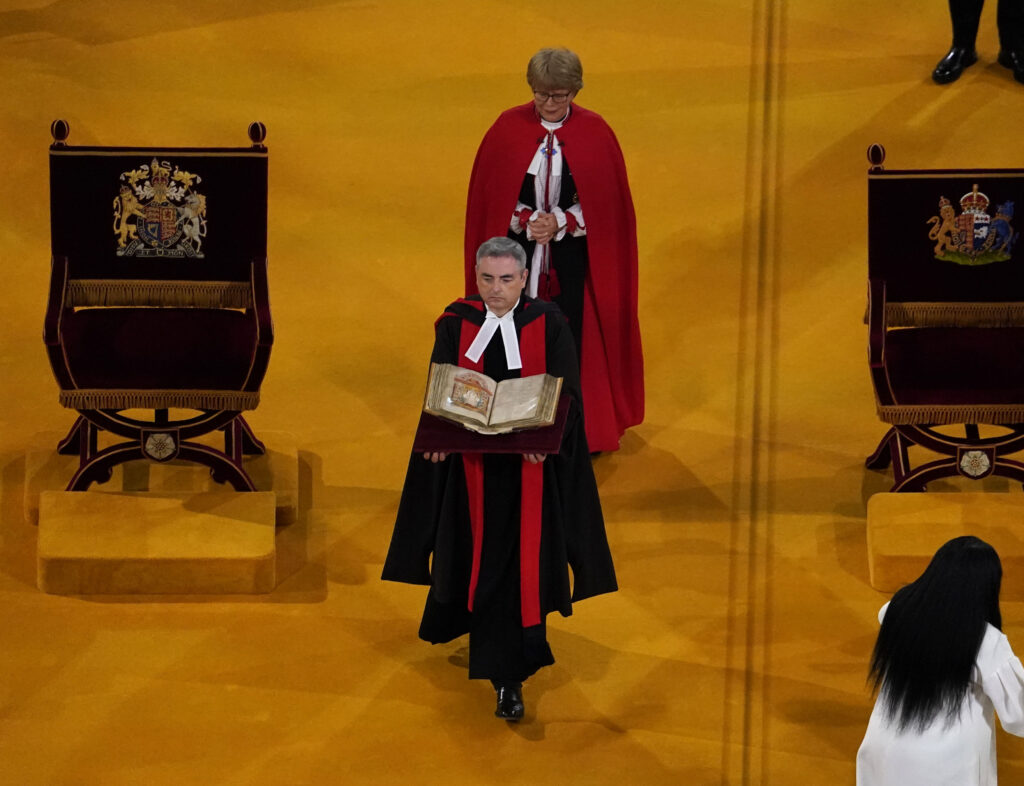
[484, 299, 520, 319]
[463, 299, 523, 369]
[539, 105, 570, 130]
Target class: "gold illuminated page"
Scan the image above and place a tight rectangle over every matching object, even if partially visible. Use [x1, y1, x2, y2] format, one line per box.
[423, 363, 563, 434]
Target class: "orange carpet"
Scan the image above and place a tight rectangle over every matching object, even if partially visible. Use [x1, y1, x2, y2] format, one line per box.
[3, 1, 1024, 783]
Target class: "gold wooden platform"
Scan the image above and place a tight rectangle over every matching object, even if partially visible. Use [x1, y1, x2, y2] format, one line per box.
[28, 431, 296, 596]
[38, 490, 277, 595]
[867, 492, 1024, 596]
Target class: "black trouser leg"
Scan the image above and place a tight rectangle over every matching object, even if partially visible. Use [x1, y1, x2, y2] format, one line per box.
[551, 253, 585, 362]
[998, 0, 1024, 52]
[467, 589, 552, 682]
[949, 0, 985, 48]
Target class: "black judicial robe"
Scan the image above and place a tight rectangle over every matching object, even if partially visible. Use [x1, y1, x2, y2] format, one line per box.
[382, 296, 617, 670]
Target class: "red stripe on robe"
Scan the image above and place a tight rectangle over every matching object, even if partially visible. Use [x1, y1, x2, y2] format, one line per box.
[517, 317, 545, 628]
[457, 322, 486, 612]
[456, 308, 546, 627]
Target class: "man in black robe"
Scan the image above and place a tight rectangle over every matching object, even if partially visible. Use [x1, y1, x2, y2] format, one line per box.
[382, 236, 617, 722]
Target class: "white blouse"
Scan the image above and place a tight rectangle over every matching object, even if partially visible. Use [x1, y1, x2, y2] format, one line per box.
[857, 603, 1024, 785]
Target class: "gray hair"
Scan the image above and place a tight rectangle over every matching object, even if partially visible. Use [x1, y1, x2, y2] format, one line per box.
[475, 236, 527, 271]
[527, 47, 584, 92]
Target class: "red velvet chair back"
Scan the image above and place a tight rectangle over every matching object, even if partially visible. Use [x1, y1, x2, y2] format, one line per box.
[869, 168, 1024, 327]
[50, 134, 267, 310]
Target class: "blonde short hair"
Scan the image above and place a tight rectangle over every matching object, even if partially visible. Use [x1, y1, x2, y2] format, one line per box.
[526, 48, 583, 93]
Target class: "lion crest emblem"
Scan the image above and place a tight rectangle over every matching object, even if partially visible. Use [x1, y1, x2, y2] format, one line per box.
[113, 159, 206, 258]
[926, 184, 1016, 266]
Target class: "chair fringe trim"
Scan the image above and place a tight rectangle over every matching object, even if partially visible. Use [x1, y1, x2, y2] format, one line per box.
[878, 404, 1024, 425]
[886, 302, 1024, 328]
[67, 280, 252, 309]
[59, 389, 260, 410]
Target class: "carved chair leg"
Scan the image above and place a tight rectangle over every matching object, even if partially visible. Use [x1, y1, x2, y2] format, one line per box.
[237, 417, 266, 455]
[891, 457, 961, 492]
[66, 442, 140, 491]
[59, 410, 265, 493]
[866, 427, 896, 470]
[179, 442, 256, 491]
[871, 423, 1024, 493]
[57, 416, 97, 457]
[222, 416, 266, 458]
[224, 418, 243, 463]
[896, 457, 1024, 493]
[990, 459, 1024, 487]
[67, 441, 257, 493]
[889, 430, 913, 487]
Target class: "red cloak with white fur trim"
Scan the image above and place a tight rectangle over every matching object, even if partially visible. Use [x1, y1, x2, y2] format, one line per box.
[464, 102, 644, 452]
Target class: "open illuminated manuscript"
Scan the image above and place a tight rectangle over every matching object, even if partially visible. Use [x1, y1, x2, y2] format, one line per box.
[423, 363, 563, 435]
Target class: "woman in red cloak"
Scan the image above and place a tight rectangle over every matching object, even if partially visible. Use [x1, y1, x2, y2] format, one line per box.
[464, 47, 644, 453]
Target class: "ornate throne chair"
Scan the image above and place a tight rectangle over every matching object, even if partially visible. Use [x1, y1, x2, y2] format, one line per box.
[865, 144, 1024, 491]
[44, 120, 273, 491]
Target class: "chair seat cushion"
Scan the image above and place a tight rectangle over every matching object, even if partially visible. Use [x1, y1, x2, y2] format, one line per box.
[881, 326, 1024, 423]
[61, 307, 257, 394]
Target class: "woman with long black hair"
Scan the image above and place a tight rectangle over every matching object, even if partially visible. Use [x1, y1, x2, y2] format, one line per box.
[857, 536, 1024, 784]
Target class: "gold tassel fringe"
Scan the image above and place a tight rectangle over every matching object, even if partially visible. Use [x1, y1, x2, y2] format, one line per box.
[885, 302, 1024, 328]
[59, 388, 260, 411]
[878, 403, 1024, 426]
[67, 280, 252, 309]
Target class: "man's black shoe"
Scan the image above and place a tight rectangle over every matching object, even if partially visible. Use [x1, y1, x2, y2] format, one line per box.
[932, 46, 978, 83]
[494, 683, 524, 721]
[997, 50, 1024, 83]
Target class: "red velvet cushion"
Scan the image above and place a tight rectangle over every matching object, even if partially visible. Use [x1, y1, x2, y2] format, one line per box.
[61, 308, 257, 391]
[884, 327, 1024, 406]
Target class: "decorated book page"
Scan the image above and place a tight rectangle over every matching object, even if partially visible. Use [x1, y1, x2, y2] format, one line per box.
[425, 365, 496, 427]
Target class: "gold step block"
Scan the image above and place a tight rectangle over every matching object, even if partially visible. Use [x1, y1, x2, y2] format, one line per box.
[867, 492, 1024, 598]
[38, 491, 276, 595]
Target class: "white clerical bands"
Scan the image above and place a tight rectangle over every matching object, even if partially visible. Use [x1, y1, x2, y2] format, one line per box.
[464, 307, 523, 370]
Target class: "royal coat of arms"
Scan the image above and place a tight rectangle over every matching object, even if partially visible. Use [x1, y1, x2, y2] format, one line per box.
[926, 184, 1016, 265]
[113, 159, 206, 258]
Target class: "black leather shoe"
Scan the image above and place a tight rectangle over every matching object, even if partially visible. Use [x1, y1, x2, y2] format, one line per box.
[997, 50, 1024, 83]
[494, 683, 524, 721]
[932, 46, 978, 84]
